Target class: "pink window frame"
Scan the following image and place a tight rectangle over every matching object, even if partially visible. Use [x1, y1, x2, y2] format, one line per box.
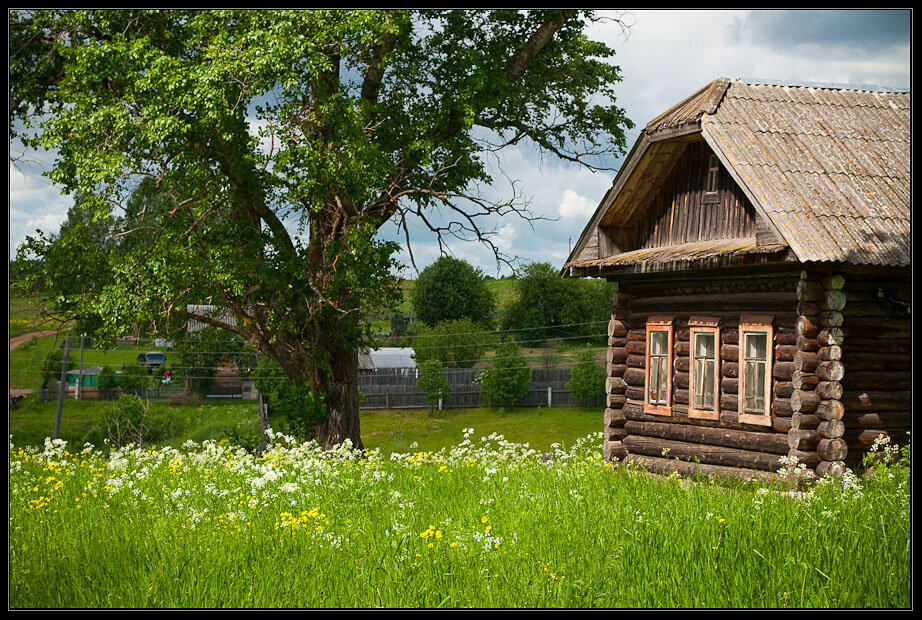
[688, 318, 720, 421]
[644, 316, 674, 416]
[738, 317, 773, 427]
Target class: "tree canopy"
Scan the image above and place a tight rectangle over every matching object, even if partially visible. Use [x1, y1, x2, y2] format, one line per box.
[10, 9, 633, 449]
[411, 256, 496, 328]
[502, 262, 613, 344]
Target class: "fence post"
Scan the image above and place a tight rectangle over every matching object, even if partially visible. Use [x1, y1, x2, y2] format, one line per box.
[547, 386, 552, 408]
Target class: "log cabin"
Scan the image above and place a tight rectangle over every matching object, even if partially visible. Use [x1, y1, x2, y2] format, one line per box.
[563, 78, 910, 481]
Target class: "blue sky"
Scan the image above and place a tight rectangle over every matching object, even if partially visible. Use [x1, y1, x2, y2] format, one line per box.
[8, 9, 911, 276]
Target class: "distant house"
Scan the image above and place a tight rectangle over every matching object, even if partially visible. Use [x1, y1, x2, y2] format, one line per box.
[563, 78, 910, 481]
[67, 366, 104, 389]
[360, 347, 418, 376]
[186, 304, 237, 332]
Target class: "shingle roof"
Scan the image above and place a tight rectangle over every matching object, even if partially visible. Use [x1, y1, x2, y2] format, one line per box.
[564, 78, 910, 272]
[702, 79, 909, 266]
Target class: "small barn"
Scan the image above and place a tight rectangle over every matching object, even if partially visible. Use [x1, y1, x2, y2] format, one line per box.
[563, 78, 910, 481]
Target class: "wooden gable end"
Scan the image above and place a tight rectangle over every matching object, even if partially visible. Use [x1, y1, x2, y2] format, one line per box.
[623, 140, 758, 251]
[569, 138, 784, 270]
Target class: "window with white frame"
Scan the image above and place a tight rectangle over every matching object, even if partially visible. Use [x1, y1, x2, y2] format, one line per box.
[706, 154, 720, 193]
[738, 317, 773, 425]
[645, 317, 674, 416]
[689, 317, 720, 420]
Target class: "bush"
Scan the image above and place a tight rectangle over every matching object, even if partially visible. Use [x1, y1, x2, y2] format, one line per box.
[477, 341, 531, 408]
[566, 349, 606, 405]
[251, 357, 328, 442]
[411, 318, 496, 368]
[40, 345, 73, 388]
[96, 394, 176, 448]
[416, 359, 452, 413]
[97, 365, 118, 390]
[118, 363, 151, 393]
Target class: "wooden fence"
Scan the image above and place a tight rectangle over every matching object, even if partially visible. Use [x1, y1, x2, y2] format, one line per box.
[39, 366, 604, 409]
[358, 367, 604, 409]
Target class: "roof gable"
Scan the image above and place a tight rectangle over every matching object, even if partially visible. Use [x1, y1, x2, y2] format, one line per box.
[564, 78, 910, 273]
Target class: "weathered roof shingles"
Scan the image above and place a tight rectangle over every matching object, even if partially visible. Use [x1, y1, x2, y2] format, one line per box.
[702, 79, 910, 266]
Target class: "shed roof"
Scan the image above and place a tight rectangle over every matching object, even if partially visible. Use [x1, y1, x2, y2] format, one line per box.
[565, 78, 910, 271]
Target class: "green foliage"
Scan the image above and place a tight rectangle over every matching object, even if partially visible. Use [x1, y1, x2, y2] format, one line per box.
[251, 357, 328, 442]
[566, 349, 606, 405]
[40, 345, 73, 389]
[118, 363, 152, 393]
[416, 359, 452, 412]
[411, 318, 497, 368]
[411, 256, 496, 328]
[477, 341, 531, 408]
[10, 9, 633, 447]
[502, 262, 613, 345]
[177, 326, 257, 392]
[97, 394, 176, 448]
[96, 365, 119, 390]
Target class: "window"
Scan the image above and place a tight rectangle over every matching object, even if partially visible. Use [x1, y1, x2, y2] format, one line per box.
[689, 317, 720, 420]
[645, 317, 674, 416]
[706, 154, 720, 193]
[738, 316, 773, 426]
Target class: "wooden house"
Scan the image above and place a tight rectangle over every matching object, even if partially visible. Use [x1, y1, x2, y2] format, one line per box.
[563, 79, 910, 481]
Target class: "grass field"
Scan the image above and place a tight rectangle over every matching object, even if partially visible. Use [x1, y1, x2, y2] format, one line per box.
[9, 428, 911, 608]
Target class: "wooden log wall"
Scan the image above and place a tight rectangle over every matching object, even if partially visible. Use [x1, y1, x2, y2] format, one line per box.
[837, 273, 912, 469]
[606, 272, 799, 478]
[792, 272, 846, 478]
[604, 283, 631, 463]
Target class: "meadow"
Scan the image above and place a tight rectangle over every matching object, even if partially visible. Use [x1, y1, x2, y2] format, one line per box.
[9, 429, 911, 608]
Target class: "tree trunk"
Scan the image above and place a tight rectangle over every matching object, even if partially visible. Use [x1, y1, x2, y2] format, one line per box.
[314, 343, 363, 451]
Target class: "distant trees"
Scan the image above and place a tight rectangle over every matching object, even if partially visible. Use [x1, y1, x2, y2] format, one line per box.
[477, 342, 531, 408]
[566, 349, 606, 405]
[411, 318, 496, 369]
[411, 257, 496, 328]
[502, 262, 612, 344]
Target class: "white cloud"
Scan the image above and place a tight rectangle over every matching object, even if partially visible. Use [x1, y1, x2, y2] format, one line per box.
[557, 189, 596, 220]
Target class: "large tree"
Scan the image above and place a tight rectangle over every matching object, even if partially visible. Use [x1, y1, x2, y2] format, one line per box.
[10, 9, 632, 449]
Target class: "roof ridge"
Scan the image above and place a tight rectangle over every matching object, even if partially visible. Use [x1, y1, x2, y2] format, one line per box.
[734, 77, 910, 93]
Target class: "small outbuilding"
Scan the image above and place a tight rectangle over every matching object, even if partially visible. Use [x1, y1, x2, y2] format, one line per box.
[563, 78, 910, 481]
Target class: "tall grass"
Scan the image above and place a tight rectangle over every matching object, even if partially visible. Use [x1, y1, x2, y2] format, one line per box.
[9, 432, 910, 608]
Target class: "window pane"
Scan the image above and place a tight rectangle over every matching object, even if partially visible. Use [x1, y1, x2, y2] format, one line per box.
[656, 357, 668, 403]
[745, 333, 767, 360]
[650, 331, 667, 355]
[695, 333, 715, 359]
[702, 358, 715, 409]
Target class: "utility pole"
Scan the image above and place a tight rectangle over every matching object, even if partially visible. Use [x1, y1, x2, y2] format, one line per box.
[53, 332, 72, 440]
[76, 333, 86, 399]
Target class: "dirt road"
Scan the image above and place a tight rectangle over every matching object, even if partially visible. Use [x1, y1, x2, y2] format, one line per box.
[9, 329, 67, 351]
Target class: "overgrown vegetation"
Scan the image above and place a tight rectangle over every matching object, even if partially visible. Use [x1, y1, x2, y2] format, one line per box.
[9, 432, 910, 608]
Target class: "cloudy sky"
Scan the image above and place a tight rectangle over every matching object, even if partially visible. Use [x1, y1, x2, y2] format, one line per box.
[8, 9, 911, 276]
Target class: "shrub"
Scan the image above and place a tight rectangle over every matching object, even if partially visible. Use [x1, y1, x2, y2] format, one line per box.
[416, 359, 452, 413]
[566, 349, 606, 405]
[251, 356, 328, 442]
[98, 394, 175, 448]
[411, 318, 496, 368]
[477, 341, 531, 408]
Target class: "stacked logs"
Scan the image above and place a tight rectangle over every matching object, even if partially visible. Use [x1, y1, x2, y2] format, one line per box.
[791, 272, 848, 478]
[603, 284, 631, 463]
[838, 277, 911, 467]
[620, 316, 790, 479]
